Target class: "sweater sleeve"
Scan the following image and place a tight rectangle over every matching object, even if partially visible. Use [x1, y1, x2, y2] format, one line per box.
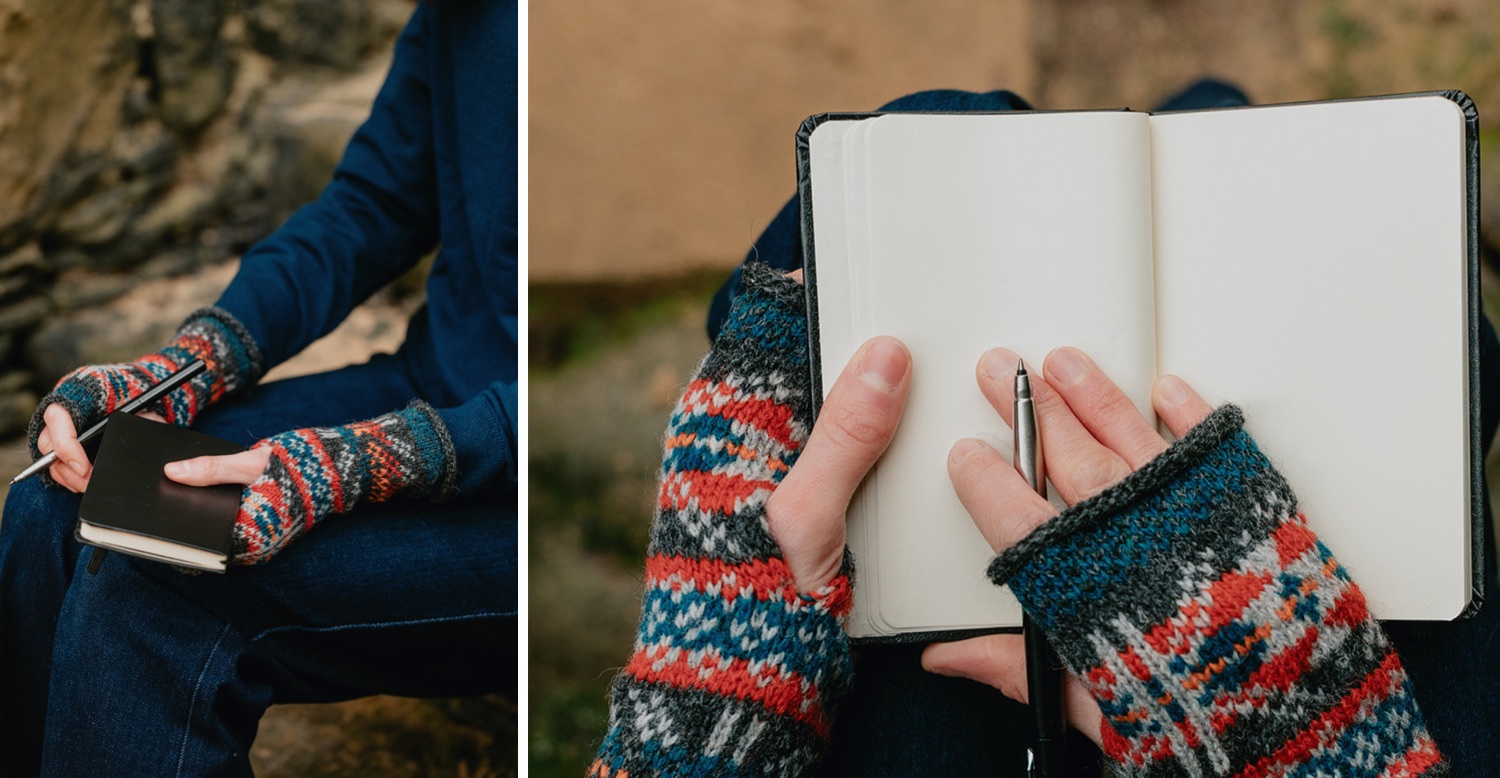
[214, 7, 438, 370]
[591, 265, 853, 777]
[435, 380, 517, 495]
[990, 405, 1447, 777]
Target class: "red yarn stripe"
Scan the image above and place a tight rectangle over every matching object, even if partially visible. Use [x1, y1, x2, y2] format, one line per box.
[645, 554, 796, 602]
[657, 471, 773, 514]
[644, 554, 853, 617]
[1232, 649, 1409, 778]
[623, 647, 830, 739]
[679, 378, 800, 449]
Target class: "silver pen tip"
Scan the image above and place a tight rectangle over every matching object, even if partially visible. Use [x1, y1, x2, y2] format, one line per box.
[1015, 358, 1027, 376]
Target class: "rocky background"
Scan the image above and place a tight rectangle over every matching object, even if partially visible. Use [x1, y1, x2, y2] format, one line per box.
[530, 0, 1500, 775]
[1, 0, 513, 774]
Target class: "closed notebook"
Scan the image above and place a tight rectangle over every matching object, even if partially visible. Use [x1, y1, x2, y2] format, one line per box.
[800, 92, 1482, 640]
[77, 412, 244, 573]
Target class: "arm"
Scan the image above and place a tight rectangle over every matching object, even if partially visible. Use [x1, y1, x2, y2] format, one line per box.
[928, 348, 1445, 776]
[213, 7, 439, 370]
[165, 379, 516, 564]
[592, 266, 910, 777]
[435, 380, 517, 494]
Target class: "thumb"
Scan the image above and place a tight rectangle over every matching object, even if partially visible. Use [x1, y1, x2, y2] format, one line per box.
[766, 336, 910, 590]
[164, 447, 273, 486]
[920, 634, 1104, 747]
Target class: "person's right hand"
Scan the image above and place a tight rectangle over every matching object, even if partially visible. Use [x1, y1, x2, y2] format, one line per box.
[24, 307, 266, 491]
[922, 346, 1214, 745]
[34, 404, 167, 493]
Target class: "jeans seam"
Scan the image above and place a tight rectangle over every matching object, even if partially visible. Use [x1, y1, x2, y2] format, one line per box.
[176, 622, 234, 778]
[247, 610, 515, 643]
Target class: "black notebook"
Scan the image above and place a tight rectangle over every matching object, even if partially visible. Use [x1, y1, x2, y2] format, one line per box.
[799, 92, 1482, 640]
[77, 412, 245, 572]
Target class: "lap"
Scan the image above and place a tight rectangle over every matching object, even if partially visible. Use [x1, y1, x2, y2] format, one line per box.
[4, 353, 517, 702]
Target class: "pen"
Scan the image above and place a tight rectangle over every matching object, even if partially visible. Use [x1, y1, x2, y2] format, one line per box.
[11, 359, 208, 485]
[1015, 359, 1066, 777]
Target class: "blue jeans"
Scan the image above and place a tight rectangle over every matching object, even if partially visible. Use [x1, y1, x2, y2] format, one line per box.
[0, 353, 516, 776]
[710, 81, 1500, 776]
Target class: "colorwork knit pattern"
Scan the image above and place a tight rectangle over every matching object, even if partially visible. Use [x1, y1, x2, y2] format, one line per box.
[28, 307, 264, 461]
[990, 405, 1447, 777]
[233, 401, 458, 565]
[591, 265, 853, 778]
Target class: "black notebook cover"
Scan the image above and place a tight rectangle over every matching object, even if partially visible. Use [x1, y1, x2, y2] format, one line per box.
[77, 412, 245, 563]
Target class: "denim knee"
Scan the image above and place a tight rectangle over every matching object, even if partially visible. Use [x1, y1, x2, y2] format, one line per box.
[0, 479, 82, 565]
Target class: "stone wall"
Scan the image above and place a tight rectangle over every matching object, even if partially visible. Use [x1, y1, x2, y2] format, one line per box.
[0, 0, 414, 437]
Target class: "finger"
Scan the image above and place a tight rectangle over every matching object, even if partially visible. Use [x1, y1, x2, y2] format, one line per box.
[768, 336, 910, 590]
[43, 405, 91, 482]
[947, 438, 1056, 552]
[1152, 375, 1215, 439]
[164, 448, 273, 487]
[48, 461, 88, 494]
[788, 268, 804, 283]
[977, 348, 1131, 504]
[921, 635, 1103, 745]
[136, 410, 167, 423]
[1043, 347, 1167, 469]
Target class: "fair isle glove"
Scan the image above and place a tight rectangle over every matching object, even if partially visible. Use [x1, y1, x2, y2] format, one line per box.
[990, 405, 1446, 777]
[591, 265, 854, 778]
[27, 307, 263, 460]
[232, 401, 458, 565]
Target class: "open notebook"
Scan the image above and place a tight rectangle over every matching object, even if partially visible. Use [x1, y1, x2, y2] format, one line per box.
[800, 92, 1481, 641]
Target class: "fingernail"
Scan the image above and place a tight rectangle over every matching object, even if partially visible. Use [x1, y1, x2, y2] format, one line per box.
[859, 338, 908, 392]
[1158, 375, 1189, 406]
[949, 438, 988, 464]
[978, 348, 1016, 384]
[69, 460, 85, 476]
[926, 664, 961, 678]
[1047, 347, 1089, 386]
[164, 462, 186, 477]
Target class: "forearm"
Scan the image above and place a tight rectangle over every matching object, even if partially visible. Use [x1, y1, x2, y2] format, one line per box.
[594, 266, 853, 777]
[216, 6, 438, 369]
[991, 405, 1445, 776]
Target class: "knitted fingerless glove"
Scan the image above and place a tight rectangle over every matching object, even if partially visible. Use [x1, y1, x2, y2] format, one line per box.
[592, 265, 854, 778]
[232, 401, 458, 565]
[990, 405, 1445, 777]
[28, 307, 263, 459]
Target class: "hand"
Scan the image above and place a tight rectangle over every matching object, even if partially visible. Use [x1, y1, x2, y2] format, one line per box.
[920, 346, 1213, 746]
[35, 408, 167, 493]
[764, 334, 911, 592]
[163, 446, 273, 488]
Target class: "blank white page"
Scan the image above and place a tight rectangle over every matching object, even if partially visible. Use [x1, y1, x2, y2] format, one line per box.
[1151, 96, 1469, 620]
[810, 112, 1158, 635]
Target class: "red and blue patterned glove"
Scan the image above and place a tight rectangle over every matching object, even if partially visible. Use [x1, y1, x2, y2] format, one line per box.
[592, 265, 854, 777]
[990, 405, 1445, 776]
[27, 307, 263, 461]
[231, 401, 458, 565]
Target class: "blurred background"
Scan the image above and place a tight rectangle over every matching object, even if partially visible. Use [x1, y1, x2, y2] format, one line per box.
[529, 0, 1500, 775]
[0, 0, 512, 774]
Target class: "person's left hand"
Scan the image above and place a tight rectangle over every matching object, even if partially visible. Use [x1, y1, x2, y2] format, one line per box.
[765, 334, 912, 592]
[161, 402, 458, 565]
[164, 447, 272, 489]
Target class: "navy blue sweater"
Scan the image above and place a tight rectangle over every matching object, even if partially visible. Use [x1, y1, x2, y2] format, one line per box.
[216, 2, 517, 495]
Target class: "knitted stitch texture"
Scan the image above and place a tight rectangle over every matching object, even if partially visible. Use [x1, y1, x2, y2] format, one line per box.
[990, 405, 1446, 777]
[591, 265, 854, 778]
[27, 306, 264, 463]
[233, 401, 458, 565]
